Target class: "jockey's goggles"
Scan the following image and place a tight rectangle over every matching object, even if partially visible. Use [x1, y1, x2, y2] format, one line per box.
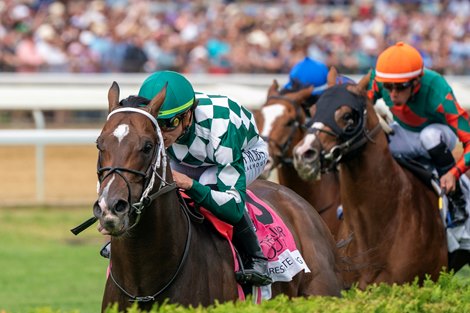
[157, 112, 187, 131]
[383, 80, 413, 92]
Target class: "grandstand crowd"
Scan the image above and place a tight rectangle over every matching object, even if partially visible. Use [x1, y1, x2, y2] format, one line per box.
[1, 0, 469, 75]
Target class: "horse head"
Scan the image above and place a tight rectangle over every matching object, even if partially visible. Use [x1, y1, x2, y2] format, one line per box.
[293, 70, 376, 181]
[257, 79, 313, 178]
[93, 81, 170, 236]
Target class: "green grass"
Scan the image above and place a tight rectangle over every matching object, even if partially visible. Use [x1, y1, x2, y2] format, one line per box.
[0, 207, 108, 313]
[0, 207, 468, 313]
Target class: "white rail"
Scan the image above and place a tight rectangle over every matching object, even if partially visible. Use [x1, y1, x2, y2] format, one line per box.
[2, 73, 470, 204]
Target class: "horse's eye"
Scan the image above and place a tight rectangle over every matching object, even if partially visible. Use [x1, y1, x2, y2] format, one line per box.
[142, 142, 154, 154]
[96, 139, 103, 152]
[343, 113, 356, 125]
[343, 113, 353, 121]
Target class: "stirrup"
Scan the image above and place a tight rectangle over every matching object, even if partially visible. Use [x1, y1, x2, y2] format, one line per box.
[100, 241, 111, 259]
[235, 269, 273, 286]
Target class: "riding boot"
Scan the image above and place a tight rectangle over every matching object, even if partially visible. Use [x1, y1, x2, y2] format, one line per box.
[427, 141, 468, 226]
[232, 211, 273, 286]
[427, 141, 455, 177]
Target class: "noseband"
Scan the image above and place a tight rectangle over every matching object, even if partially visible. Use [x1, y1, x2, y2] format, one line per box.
[262, 95, 307, 166]
[308, 108, 382, 170]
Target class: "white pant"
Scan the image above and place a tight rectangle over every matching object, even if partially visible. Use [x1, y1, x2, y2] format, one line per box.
[389, 122, 457, 159]
[170, 138, 268, 186]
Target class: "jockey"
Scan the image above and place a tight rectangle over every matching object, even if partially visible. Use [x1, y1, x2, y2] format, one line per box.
[282, 57, 354, 115]
[368, 41, 469, 227]
[138, 70, 272, 286]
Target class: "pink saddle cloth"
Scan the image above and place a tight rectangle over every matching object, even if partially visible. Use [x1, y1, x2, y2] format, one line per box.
[197, 190, 311, 300]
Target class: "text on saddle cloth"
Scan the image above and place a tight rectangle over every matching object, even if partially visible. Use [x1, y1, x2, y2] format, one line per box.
[246, 190, 311, 281]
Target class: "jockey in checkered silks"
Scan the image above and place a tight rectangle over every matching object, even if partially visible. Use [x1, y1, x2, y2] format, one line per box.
[102, 71, 272, 286]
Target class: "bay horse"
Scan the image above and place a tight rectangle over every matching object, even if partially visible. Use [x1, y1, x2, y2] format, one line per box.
[292, 73, 448, 289]
[92, 82, 343, 311]
[255, 80, 341, 239]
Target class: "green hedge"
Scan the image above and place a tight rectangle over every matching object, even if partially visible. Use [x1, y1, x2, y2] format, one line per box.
[21, 272, 469, 313]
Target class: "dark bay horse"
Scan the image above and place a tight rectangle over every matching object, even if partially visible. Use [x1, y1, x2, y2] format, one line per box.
[93, 82, 343, 311]
[254, 80, 341, 239]
[292, 74, 448, 289]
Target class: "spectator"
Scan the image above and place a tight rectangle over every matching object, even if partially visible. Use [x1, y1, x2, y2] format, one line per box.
[0, 0, 469, 75]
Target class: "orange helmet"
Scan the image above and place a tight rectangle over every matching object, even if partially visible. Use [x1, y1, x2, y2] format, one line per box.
[375, 42, 423, 83]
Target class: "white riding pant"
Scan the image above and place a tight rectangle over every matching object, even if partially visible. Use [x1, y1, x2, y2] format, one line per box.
[389, 122, 457, 159]
[170, 139, 268, 186]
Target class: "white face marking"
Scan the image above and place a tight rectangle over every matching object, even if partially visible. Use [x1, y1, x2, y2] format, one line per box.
[260, 104, 286, 137]
[113, 124, 129, 144]
[99, 175, 115, 211]
[295, 122, 324, 155]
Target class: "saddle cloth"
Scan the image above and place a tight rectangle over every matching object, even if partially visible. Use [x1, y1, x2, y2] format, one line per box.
[192, 190, 310, 301]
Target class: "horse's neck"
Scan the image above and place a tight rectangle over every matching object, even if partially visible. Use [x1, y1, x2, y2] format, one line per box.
[340, 130, 405, 239]
[279, 165, 340, 212]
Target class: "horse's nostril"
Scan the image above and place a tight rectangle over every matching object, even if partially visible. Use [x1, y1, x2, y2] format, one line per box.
[93, 201, 102, 217]
[304, 149, 318, 163]
[114, 199, 129, 214]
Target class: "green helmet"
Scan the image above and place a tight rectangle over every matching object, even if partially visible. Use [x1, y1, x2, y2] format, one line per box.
[138, 71, 195, 119]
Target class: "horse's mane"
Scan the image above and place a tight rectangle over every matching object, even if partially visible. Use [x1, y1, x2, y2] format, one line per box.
[119, 95, 150, 108]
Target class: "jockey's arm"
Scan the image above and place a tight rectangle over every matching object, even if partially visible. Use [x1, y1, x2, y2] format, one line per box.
[184, 159, 247, 225]
[437, 91, 470, 180]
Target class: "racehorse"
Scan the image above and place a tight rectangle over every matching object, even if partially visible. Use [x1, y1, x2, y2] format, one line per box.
[292, 72, 448, 289]
[92, 82, 343, 311]
[255, 80, 341, 239]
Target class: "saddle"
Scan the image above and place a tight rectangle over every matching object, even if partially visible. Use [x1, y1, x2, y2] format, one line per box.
[394, 156, 470, 253]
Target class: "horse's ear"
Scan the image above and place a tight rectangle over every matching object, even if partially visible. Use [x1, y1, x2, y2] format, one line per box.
[327, 67, 338, 87]
[347, 71, 371, 97]
[108, 81, 120, 113]
[357, 71, 371, 92]
[309, 104, 317, 118]
[146, 83, 168, 118]
[267, 79, 280, 97]
[292, 86, 314, 103]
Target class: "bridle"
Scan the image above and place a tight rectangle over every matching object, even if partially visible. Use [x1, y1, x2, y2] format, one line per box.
[262, 95, 307, 166]
[71, 107, 176, 235]
[308, 107, 382, 171]
[97, 107, 175, 231]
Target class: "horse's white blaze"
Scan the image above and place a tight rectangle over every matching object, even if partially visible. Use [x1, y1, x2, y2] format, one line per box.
[260, 104, 286, 137]
[99, 175, 115, 211]
[295, 122, 323, 155]
[113, 124, 129, 144]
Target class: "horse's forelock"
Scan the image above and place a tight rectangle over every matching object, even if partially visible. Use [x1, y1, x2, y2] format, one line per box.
[119, 96, 150, 108]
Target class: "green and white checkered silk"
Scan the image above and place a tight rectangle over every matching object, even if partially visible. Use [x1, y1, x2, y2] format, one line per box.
[168, 92, 261, 224]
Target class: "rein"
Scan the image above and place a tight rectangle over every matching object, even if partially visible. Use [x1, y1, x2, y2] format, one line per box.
[262, 95, 307, 166]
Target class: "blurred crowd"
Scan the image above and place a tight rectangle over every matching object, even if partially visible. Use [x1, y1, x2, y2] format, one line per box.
[1, 0, 470, 75]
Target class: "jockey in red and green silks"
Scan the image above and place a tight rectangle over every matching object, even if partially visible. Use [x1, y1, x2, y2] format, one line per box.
[367, 41, 469, 227]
